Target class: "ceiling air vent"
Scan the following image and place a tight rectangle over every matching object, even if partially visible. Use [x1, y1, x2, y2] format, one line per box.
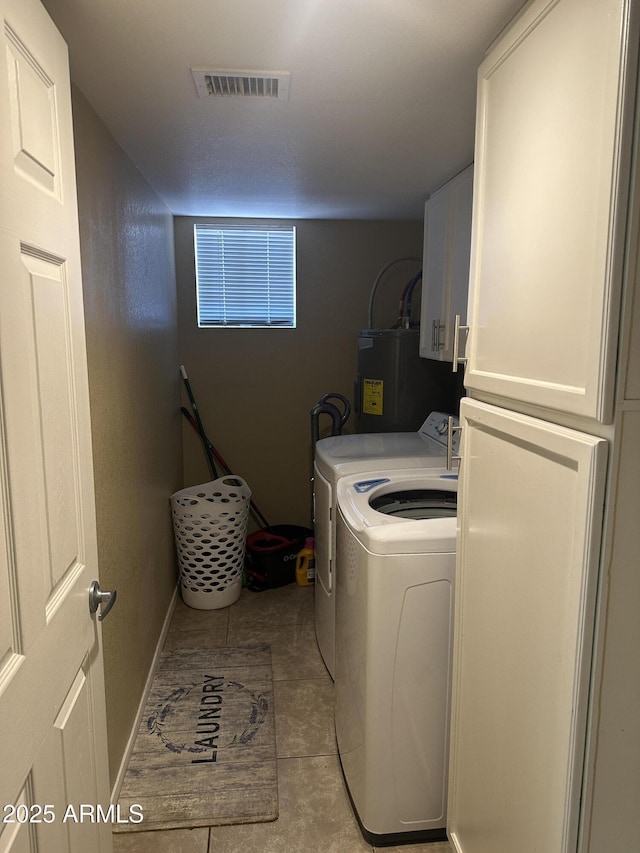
[191, 68, 290, 100]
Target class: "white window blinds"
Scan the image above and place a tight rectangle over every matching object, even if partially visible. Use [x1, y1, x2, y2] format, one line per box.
[194, 224, 296, 328]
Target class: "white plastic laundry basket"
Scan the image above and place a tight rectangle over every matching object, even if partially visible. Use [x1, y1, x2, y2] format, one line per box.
[170, 476, 252, 610]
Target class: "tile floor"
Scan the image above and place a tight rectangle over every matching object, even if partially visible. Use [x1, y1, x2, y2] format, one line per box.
[113, 584, 453, 853]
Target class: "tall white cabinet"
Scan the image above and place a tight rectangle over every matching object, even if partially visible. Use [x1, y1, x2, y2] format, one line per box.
[450, 401, 608, 853]
[447, 0, 640, 851]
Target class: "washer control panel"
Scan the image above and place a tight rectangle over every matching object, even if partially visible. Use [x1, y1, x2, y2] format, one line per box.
[419, 411, 460, 454]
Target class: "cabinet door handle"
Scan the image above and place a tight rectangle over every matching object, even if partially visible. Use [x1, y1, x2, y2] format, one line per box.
[447, 416, 462, 471]
[452, 314, 469, 372]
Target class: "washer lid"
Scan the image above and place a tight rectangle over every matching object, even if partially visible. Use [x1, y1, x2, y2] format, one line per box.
[314, 431, 446, 482]
[313, 410, 460, 482]
[337, 468, 457, 555]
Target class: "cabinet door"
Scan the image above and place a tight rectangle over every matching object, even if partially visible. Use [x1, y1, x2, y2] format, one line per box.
[464, 0, 637, 420]
[420, 194, 448, 360]
[420, 166, 473, 362]
[448, 399, 607, 853]
[443, 167, 473, 361]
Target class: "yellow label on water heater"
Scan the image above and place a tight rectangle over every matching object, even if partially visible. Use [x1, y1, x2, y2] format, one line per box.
[362, 378, 383, 415]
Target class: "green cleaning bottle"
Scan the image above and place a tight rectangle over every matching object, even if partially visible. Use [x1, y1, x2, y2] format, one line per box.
[295, 537, 315, 586]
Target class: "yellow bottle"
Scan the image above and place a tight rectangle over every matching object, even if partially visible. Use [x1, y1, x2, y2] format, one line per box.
[295, 537, 315, 586]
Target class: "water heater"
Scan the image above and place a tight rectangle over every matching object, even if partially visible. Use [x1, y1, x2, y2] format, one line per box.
[355, 329, 459, 433]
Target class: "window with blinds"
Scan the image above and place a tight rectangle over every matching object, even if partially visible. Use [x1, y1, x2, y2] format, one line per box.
[194, 224, 296, 328]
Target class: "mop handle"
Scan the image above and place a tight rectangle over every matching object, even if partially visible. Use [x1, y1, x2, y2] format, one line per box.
[180, 407, 270, 530]
[180, 365, 218, 479]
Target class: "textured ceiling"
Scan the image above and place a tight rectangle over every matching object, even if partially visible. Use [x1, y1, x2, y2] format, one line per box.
[42, 0, 526, 219]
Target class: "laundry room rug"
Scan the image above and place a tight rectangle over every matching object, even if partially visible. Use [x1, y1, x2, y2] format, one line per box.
[115, 645, 277, 832]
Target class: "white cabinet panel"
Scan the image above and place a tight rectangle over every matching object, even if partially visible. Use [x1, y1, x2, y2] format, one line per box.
[464, 0, 637, 420]
[313, 462, 335, 677]
[583, 409, 640, 850]
[420, 194, 448, 358]
[448, 399, 607, 853]
[420, 165, 473, 362]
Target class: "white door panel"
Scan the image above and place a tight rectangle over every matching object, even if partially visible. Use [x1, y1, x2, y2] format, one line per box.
[448, 399, 607, 853]
[464, 0, 637, 420]
[31, 666, 106, 852]
[0, 0, 112, 849]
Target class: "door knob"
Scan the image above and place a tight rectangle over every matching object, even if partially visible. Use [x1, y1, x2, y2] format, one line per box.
[89, 580, 117, 621]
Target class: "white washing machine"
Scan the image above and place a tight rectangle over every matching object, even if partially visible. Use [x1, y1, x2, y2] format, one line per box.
[334, 467, 457, 845]
[313, 411, 457, 679]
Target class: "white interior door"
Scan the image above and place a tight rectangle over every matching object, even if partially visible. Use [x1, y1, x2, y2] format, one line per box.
[0, 1, 112, 851]
[448, 399, 607, 853]
[464, 0, 637, 420]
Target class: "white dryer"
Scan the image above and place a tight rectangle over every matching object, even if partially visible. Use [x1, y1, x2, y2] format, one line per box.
[334, 468, 457, 845]
[313, 412, 456, 678]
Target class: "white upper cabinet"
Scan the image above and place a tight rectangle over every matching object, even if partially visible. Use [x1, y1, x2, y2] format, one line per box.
[420, 165, 473, 362]
[463, 0, 638, 421]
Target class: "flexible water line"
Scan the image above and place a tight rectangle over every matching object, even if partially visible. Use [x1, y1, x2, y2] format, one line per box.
[402, 270, 423, 328]
[366, 256, 421, 329]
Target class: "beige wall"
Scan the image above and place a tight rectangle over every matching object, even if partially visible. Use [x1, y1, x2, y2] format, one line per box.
[175, 216, 423, 529]
[72, 87, 182, 788]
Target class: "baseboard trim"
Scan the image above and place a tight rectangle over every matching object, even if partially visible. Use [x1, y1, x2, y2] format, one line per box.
[110, 583, 179, 803]
[449, 830, 464, 852]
